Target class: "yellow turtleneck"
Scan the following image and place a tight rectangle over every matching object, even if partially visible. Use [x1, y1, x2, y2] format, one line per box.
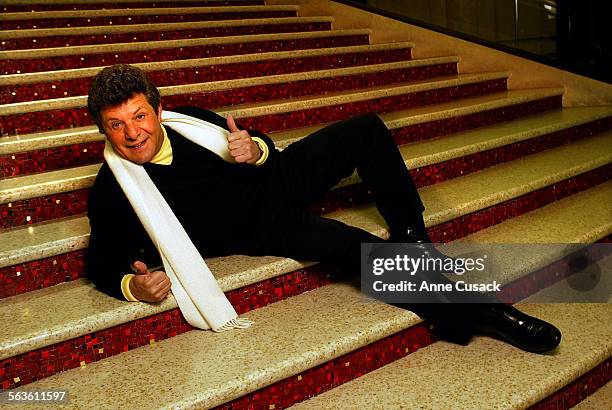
[149, 125, 173, 165]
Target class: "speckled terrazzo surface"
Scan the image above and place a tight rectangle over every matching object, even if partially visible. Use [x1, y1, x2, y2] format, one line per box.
[4, 128, 609, 269]
[416, 132, 611, 227]
[0, 252, 310, 360]
[0, 71, 508, 116]
[0, 29, 372, 59]
[1, 88, 564, 155]
[1, 5, 298, 20]
[1, 178, 609, 362]
[7, 105, 609, 204]
[0, 16, 334, 39]
[214, 72, 508, 119]
[0, 216, 89, 268]
[400, 106, 612, 169]
[571, 380, 612, 409]
[438, 181, 612, 288]
[0, 164, 99, 203]
[0, 126, 101, 154]
[522, 255, 612, 303]
[292, 303, 612, 410]
[0, 42, 416, 85]
[9, 281, 421, 409]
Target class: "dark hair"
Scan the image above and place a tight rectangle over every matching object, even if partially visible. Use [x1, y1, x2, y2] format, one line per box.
[87, 64, 161, 134]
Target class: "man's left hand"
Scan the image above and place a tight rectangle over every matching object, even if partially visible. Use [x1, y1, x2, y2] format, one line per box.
[226, 114, 262, 164]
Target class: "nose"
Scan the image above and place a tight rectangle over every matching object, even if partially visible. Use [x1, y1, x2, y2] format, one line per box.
[124, 121, 140, 140]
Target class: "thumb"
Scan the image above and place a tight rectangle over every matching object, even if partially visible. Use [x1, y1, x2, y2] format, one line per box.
[132, 260, 149, 275]
[226, 114, 240, 133]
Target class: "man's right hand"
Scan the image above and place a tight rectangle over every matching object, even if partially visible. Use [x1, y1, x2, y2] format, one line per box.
[129, 261, 172, 302]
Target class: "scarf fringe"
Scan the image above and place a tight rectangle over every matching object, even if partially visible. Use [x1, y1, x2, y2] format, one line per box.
[213, 318, 254, 332]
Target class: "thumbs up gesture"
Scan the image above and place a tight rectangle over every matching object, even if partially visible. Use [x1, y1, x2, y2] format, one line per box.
[226, 114, 262, 164]
[129, 261, 172, 302]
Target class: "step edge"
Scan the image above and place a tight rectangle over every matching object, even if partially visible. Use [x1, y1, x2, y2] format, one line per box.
[5, 281, 423, 408]
[1, 181, 609, 360]
[4, 108, 609, 203]
[0, 5, 300, 20]
[3, 122, 606, 263]
[0, 29, 374, 60]
[0, 16, 336, 39]
[0, 70, 508, 116]
[0, 88, 567, 155]
[0, 42, 421, 85]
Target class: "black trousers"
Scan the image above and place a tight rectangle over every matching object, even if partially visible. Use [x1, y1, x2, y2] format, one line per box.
[247, 113, 425, 273]
[245, 113, 481, 340]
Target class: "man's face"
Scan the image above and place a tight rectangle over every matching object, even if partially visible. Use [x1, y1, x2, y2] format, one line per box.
[100, 93, 164, 164]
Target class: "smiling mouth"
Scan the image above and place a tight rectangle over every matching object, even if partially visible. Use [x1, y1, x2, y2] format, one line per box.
[127, 138, 148, 149]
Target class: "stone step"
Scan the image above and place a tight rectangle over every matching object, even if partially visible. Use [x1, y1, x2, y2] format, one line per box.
[0, 29, 372, 75]
[0, 40, 412, 85]
[0, 5, 298, 30]
[0, 44, 422, 104]
[2, 280, 424, 400]
[0, 88, 564, 178]
[0, 87, 562, 159]
[3, 179, 611, 398]
[571, 380, 612, 409]
[2, 106, 610, 229]
[1, 131, 609, 293]
[291, 303, 612, 410]
[0, 16, 334, 50]
[0, 71, 509, 136]
[2, 0, 263, 13]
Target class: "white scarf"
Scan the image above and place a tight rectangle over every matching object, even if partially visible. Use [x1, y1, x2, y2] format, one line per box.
[103, 110, 253, 332]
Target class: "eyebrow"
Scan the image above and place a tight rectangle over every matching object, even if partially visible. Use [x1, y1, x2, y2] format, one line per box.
[105, 106, 145, 123]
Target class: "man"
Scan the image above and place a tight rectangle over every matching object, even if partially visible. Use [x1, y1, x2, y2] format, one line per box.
[87, 64, 561, 352]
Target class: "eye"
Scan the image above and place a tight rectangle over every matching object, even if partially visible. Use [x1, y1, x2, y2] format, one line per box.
[111, 122, 122, 129]
[136, 113, 146, 120]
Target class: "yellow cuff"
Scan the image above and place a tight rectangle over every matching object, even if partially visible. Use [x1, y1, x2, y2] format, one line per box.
[251, 137, 269, 166]
[121, 274, 139, 302]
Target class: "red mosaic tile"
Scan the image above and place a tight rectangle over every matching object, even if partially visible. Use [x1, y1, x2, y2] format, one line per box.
[0, 141, 103, 177]
[0, 250, 87, 299]
[308, 118, 612, 215]
[427, 164, 612, 243]
[3, 100, 594, 233]
[216, 323, 436, 410]
[408, 116, 612, 187]
[200, 79, 509, 134]
[600, 234, 612, 243]
[162, 63, 463, 109]
[0, 263, 349, 389]
[0, 78, 504, 136]
[500, 240, 612, 303]
[2, 1, 263, 13]
[0, 95, 559, 178]
[3, 162, 610, 301]
[529, 358, 611, 410]
[0, 22, 332, 51]
[0, 224, 609, 392]
[1, 35, 371, 75]
[0, 189, 90, 230]
[1, 48, 415, 103]
[1, 11, 296, 30]
[391, 96, 563, 145]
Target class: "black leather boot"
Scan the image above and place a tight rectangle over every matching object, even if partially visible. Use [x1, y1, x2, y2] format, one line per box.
[471, 304, 562, 353]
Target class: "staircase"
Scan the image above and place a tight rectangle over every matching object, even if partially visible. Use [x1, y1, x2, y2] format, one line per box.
[1, 0, 611, 408]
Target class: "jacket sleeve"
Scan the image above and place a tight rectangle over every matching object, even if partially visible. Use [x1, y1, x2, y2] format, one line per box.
[172, 106, 279, 168]
[86, 164, 159, 299]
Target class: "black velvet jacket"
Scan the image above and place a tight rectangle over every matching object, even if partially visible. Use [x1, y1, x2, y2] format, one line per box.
[86, 107, 279, 299]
